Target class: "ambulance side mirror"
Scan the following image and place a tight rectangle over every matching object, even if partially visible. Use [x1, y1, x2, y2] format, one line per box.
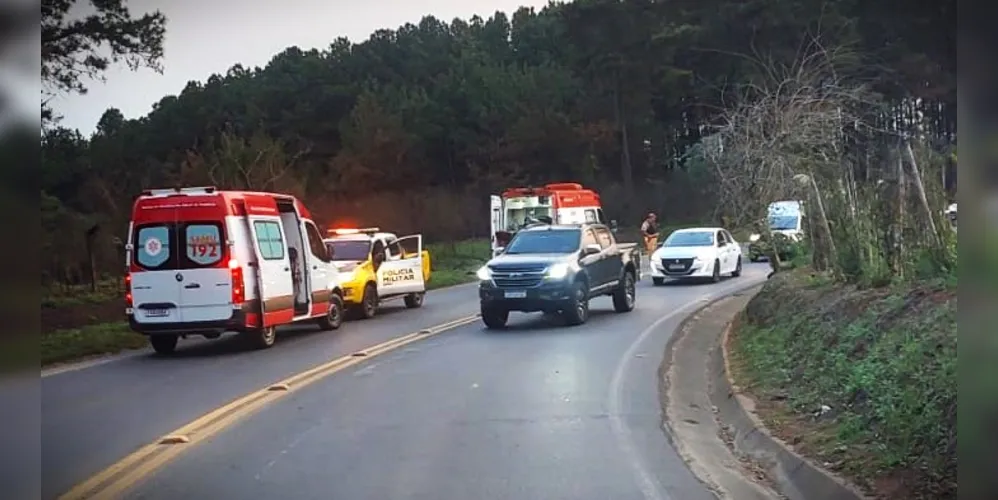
[610, 220, 618, 233]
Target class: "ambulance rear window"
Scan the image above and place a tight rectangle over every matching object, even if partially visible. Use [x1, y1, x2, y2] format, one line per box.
[132, 221, 226, 270]
[136, 225, 171, 269]
[185, 223, 223, 266]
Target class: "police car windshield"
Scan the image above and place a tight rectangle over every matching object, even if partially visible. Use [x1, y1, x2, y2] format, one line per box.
[663, 231, 713, 247]
[504, 229, 581, 254]
[326, 240, 371, 261]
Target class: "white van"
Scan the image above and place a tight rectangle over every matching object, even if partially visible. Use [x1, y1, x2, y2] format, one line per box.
[125, 187, 344, 354]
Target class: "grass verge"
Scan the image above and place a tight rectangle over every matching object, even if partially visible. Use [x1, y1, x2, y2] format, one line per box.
[727, 268, 956, 499]
[426, 238, 489, 290]
[41, 322, 148, 367]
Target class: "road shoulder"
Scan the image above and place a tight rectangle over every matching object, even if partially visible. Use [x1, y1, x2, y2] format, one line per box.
[661, 284, 868, 500]
[660, 288, 778, 500]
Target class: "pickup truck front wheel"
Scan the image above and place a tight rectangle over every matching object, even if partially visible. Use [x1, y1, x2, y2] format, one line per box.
[562, 280, 590, 326]
[612, 271, 636, 312]
[481, 305, 509, 329]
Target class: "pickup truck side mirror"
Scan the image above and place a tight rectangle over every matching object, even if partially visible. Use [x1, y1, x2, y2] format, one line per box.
[494, 246, 505, 256]
[582, 244, 602, 256]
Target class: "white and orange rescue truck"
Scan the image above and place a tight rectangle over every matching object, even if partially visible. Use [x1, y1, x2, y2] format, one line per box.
[323, 228, 431, 319]
[489, 183, 611, 256]
[125, 186, 345, 354]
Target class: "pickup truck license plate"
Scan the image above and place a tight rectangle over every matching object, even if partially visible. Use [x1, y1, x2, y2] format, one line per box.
[668, 264, 685, 270]
[504, 290, 527, 299]
[145, 308, 169, 318]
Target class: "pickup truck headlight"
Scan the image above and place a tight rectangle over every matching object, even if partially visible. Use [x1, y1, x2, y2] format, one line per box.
[545, 262, 571, 279]
[476, 266, 492, 281]
[749, 234, 761, 242]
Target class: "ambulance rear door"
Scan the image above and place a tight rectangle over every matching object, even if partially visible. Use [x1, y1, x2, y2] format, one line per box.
[490, 195, 504, 255]
[129, 219, 184, 324]
[377, 234, 424, 296]
[175, 220, 232, 323]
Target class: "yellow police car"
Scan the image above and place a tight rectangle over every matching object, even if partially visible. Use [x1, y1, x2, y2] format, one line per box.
[323, 228, 431, 319]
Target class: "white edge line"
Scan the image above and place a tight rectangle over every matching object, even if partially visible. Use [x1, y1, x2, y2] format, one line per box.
[608, 274, 767, 500]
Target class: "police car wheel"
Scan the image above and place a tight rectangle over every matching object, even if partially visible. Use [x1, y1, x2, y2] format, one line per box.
[149, 335, 178, 355]
[404, 292, 424, 309]
[359, 283, 378, 319]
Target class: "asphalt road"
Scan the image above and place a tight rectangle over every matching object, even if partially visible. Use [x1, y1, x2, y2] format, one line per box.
[42, 263, 768, 500]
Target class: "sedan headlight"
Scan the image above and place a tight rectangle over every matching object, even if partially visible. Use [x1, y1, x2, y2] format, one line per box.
[749, 233, 761, 242]
[476, 266, 492, 281]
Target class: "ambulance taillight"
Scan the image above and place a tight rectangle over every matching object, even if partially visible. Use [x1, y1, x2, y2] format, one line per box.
[229, 258, 245, 304]
[124, 273, 133, 308]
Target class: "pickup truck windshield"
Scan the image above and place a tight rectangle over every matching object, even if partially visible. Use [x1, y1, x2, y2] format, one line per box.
[663, 231, 713, 247]
[504, 229, 581, 254]
[326, 240, 371, 261]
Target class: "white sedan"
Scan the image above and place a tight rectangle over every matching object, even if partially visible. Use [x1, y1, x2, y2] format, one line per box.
[649, 227, 743, 285]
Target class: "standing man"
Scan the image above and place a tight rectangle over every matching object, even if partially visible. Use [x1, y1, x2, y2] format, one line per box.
[640, 212, 659, 258]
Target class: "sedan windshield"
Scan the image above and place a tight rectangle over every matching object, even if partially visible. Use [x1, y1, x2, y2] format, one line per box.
[663, 231, 714, 247]
[326, 240, 371, 261]
[504, 229, 581, 254]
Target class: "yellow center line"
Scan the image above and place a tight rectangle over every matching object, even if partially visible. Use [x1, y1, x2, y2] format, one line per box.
[59, 314, 481, 500]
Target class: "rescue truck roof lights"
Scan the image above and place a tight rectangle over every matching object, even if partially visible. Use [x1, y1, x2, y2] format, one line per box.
[140, 185, 218, 196]
[327, 227, 381, 236]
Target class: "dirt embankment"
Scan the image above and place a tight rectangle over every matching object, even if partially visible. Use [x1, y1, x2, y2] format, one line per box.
[728, 268, 956, 500]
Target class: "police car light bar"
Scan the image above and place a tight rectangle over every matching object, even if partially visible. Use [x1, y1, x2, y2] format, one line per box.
[327, 227, 380, 235]
[142, 186, 217, 196]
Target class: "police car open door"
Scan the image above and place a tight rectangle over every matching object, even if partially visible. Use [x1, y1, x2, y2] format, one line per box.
[377, 234, 424, 295]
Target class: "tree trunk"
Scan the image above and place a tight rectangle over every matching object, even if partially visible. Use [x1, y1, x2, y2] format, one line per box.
[612, 69, 635, 211]
[85, 225, 100, 293]
[887, 152, 906, 277]
[902, 140, 941, 247]
[808, 176, 838, 276]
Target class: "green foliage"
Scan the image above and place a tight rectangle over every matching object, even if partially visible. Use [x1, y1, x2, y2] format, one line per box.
[42, 0, 167, 123]
[732, 270, 956, 497]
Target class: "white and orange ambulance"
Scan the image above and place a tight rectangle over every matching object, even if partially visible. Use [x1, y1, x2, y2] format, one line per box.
[125, 186, 345, 354]
[489, 182, 612, 256]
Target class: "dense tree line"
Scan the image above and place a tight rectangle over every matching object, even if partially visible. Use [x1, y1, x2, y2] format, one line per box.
[40, 0, 955, 285]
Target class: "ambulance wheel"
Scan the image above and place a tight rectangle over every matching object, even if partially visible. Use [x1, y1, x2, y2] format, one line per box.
[358, 283, 378, 319]
[316, 293, 344, 330]
[404, 292, 425, 309]
[149, 335, 178, 355]
[247, 326, 277, 349]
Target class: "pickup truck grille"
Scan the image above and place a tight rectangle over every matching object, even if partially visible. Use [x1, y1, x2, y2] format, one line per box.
[489, 263, 547, 288]
[661, 258, 694, 273]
